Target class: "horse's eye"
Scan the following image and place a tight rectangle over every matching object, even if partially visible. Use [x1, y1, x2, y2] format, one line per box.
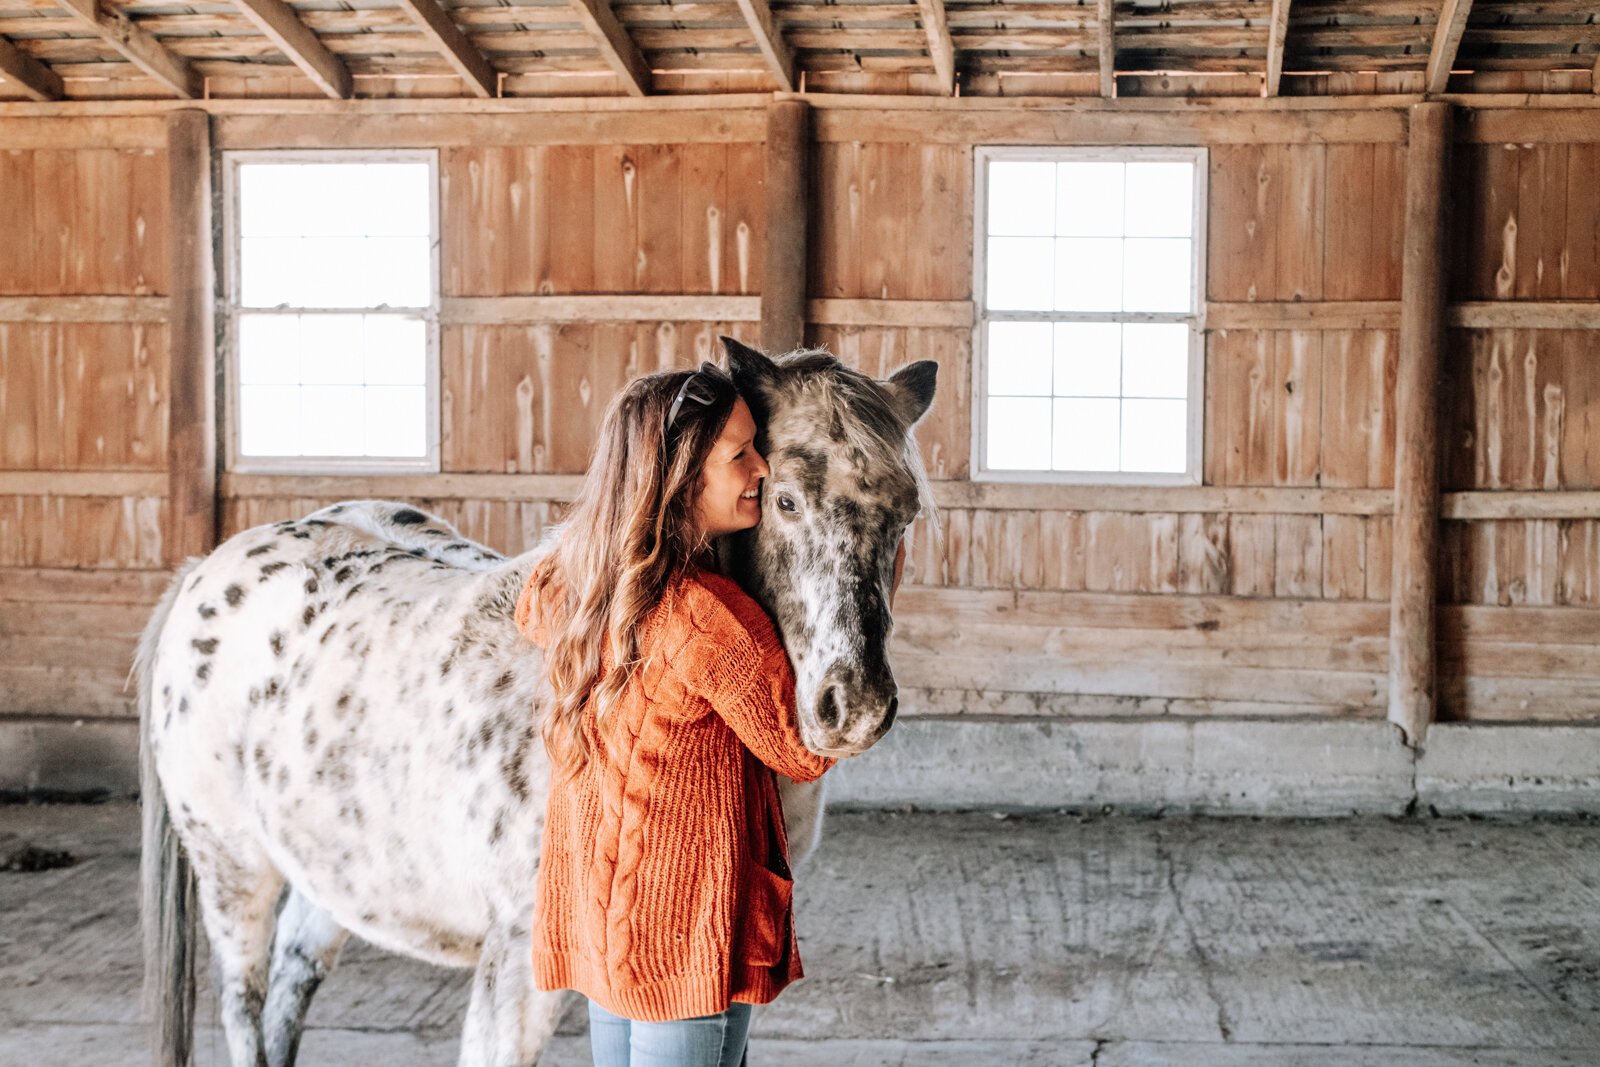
[776, 494, 797, 514]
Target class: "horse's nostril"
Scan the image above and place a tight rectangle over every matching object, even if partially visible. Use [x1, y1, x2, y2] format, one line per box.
[882, 696, 898, 731]
[817, 686, 844, 729]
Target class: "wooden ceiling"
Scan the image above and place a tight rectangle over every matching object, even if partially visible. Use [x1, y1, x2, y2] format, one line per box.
[0, 0, 1596, 101]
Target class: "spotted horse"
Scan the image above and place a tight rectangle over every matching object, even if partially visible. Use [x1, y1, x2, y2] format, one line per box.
[135, 338, 938, 1066]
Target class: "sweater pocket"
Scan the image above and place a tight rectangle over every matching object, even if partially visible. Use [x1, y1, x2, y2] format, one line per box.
[743, 862, 794, 967]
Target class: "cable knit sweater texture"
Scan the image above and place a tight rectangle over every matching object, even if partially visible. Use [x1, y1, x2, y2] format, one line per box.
[514, 565, 837, 1022]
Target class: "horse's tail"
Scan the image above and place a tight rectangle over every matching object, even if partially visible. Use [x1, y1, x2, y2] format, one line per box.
[136, 559, 201, 1067]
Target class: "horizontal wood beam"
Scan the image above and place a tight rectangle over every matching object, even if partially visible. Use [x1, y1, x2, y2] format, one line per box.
[1264, 0, 1291, 97]
[809, 298, 973, 328]
[393, 0, 497, 98]
[1450, 301, 1600, 328]
[232, 0, 352, 99]
[567, 0, 651, 97]
[439, 294, 760, 324]
[1424, 0, 1475, 95]
[1206, 301, 1400, 330]
[58, 0, 199, 98]
[0, 472, 168, 497]
[0, 34, 63, 101]
[732, 0, 795, 92]
[915, 0, 955, 96]
[0, 295, 170, 322]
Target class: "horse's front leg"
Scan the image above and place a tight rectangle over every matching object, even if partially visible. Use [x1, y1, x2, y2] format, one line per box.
[459, 916, 567, 1067]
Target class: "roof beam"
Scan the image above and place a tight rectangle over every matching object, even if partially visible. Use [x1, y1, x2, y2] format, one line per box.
[1424, 0, 1474, 95]
[1264, 0, 1291, 96]
[732, 0, 795, 92]
[0, 34, 63, 100]
[915, 0, 955, 95]
[393, 0, 497, 98]
[232, 0, 351, 99]
[58, 0, 199, 98]
[1097, 0, 1115, 97]
[567, 0, 650, 96]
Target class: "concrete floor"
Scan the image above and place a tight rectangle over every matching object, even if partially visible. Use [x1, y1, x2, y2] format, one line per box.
[2, 803, 1598, 1066]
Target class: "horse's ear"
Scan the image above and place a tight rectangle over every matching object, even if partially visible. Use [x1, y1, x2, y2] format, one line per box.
[720, 336, 777, 394]
[885, 360, 938, 427]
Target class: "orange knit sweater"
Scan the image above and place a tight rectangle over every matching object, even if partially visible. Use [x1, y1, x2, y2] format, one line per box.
[513, 565, 837, 1022]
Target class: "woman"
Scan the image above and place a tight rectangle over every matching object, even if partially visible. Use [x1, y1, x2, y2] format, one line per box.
[514, 361, 903, 1067]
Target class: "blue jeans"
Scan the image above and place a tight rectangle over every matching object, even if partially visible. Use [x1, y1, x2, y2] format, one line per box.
[586, 998, 752, 1067]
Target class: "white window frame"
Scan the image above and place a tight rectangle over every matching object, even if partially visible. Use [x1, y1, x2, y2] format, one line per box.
[971, 145, 1208, 486]
[222, 148, 442, 475]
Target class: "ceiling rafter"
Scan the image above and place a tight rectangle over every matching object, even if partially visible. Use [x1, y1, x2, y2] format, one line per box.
[59, 0, 199, 98]
[1097, 0, 1115, 97]
[1424, 0, 1475, 94]
[914, 0, 955, 95]
[0, 34, 63, 100]
[393, 0, 498, 98]
[566, 0, 650, 97]
[232, 0, 351, 99]
[732, 0, 795, 92]
[1264, 0, 1292, 96]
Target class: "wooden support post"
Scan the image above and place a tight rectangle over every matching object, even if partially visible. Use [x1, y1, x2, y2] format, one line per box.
[166, 110, 218, 565]
[760, 99, 809, 355]
[1388, 102, 1451, 746]
[1264, 0, 1291, 97]
[1096, 0, 1115, 98]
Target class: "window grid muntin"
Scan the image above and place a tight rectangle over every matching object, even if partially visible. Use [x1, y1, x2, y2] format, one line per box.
[973, 146, 1207, 486]
[223, 149, 441, 475]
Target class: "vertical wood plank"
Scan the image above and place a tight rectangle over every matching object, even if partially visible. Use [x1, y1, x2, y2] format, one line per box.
[166, 110, 217, 564]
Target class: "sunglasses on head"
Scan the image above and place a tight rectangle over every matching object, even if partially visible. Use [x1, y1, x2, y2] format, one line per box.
[666, 362, 728, 433]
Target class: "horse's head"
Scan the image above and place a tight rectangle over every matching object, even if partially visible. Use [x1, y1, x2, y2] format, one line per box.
[720, 337, 938, 759]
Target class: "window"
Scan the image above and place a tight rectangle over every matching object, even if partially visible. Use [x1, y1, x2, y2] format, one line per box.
[224, 150, 439, 472]
[974, 147, 1206, 484]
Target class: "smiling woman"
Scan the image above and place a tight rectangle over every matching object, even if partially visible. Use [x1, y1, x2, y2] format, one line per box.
[512, 357, 847, 1065]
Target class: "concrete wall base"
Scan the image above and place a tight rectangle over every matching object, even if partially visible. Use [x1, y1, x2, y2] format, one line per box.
[5, 715, 1600, 815]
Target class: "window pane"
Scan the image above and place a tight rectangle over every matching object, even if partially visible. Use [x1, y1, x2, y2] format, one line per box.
[364, 316, 427, 385]
[1124, 162, 1195, 238]
[1053, 322, 1121, 397]
[1121, 398, 1188, 472]
[1053, 397, 1119, 472]
[1056, 162, 1123, 237]
[240, 237, 304, 307]
[1055, 237, 1123, 312]
[239, 166, 316, 238]
[355, 164, 431, 237]
[987, 321, 1052, 396]
[986, 237, 1054, 311]
[358, 236, 431, 308]
[988, 162, 1055, 237]
[1122, 238, 1192, 313]
[300, 386, 366, 456]
[365, 386, 428, 456]
[238, 315, 300, 385]
[1121, 323, 1190, 399]
[240, 385, 301, 456]
[299, 315, 365, 385]
[987, 397, 1051, 471]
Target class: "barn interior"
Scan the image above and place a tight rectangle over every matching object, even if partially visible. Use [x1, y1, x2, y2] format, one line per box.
[3, 0, 1600, 1062]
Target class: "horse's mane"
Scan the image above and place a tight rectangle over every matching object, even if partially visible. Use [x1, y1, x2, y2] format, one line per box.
[770, 348, 939, 530]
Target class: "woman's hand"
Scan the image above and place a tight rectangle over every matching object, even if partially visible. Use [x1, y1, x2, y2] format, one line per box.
[889, 538, 906, 611]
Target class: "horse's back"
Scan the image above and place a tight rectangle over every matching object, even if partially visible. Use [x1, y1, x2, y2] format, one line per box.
[147, 501, 550, 965]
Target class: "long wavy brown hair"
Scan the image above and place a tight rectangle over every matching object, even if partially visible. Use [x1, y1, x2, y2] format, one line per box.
[526, 365, 738, 777]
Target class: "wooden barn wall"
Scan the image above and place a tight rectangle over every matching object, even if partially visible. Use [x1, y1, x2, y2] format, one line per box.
[0, 118, 170, 720]
[2, 102, 1599, 737]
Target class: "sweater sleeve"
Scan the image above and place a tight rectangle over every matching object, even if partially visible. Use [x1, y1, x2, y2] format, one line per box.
[665, 574, 837, 784]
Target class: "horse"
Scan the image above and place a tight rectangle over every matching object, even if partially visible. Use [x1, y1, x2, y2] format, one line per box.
[135, 338, 938, 1067]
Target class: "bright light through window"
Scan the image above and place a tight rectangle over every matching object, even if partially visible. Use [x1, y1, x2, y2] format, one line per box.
[228, 154, 437, 468]
[978, 149, 1205, 481]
